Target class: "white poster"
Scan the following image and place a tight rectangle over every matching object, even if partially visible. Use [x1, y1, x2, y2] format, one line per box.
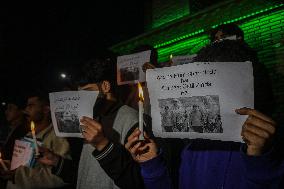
[10, 139, 34, 170]
[146, 62, 254, 142]
[117, 50, 151, 85]
[171, 54, 197, 66]
[49, 91, 98, 138]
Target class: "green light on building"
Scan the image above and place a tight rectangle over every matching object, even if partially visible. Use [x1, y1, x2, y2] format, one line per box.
[155, 5, 284, 62]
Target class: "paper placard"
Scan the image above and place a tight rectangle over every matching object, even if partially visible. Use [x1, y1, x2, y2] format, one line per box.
[49, 91, 98, 137]
[117, 50, 151, 85]
[146, 62, 254, 142]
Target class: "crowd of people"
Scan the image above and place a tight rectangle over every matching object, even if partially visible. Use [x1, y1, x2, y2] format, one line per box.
[0, 23, 283, 189]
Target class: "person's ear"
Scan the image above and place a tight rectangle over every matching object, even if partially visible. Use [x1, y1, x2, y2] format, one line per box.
[101, 80, 111, 94]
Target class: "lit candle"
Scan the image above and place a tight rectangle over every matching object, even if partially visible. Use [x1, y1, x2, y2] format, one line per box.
[0, 152, 8, 171]
[138, 82, 145, 140]
[169, 54, 173, 66]
[30, 121, 40, 157]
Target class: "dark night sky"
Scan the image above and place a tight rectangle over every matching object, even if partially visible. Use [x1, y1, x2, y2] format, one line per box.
[0, 3, 145, 99]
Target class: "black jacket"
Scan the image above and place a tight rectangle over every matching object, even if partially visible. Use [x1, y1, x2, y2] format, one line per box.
[92, 115, 185, 189]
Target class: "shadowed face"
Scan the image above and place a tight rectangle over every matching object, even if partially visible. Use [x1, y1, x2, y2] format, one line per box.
[78, 81, 112, 100]
[5, 103, 22, 123]
[24, 97, 45, 123]
[214, 31, 225, 42]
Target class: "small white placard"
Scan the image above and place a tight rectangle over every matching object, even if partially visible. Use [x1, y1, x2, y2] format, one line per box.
[49, 91, 98, 137]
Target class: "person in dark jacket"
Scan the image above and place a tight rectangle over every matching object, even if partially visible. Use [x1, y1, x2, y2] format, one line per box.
[82, 24, 284, 189]
[1, 96, 29, 160]
[0, 96, 29, 189]
[136, 24, 284, 189]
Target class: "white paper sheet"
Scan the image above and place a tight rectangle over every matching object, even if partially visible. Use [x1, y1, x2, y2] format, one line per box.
[117, 50, 151, 85]
[171, 54, 197, 66]
[146, 62, 254, 142]
[10, 139, 34, 170]
[49, 91, 98, 138]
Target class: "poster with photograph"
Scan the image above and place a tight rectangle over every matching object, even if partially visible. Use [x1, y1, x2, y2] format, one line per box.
[49, 91, 98, 137]
[117, 50, 151, 85]
[146, 62, 254, 142]
[10, 139, 34, 170]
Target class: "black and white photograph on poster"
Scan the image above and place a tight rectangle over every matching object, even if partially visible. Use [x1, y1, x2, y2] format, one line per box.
[158, 95, 222, 133]
[117, 50, 151, 85]
[146, 62, 254, 142]
[49, 91, 98, 138]
[119, 66, 139, 82]
[55, 111, 80, 133]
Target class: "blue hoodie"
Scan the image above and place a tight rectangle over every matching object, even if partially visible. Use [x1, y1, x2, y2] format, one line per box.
[141, 140, 284, 189]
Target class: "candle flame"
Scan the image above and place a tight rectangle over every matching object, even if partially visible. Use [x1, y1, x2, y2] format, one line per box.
[30, 121, 35, 131]
[138, 82, 144, 101]
[170, 54, 173, 60]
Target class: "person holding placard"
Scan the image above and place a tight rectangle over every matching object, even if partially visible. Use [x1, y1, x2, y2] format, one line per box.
[83, 24, 284, 189]
[0, 95, 29, 189]
[74, 55, 142, 189]
[1, 95, 29, 160]
[2, 91, 71, 189]
[36, 53, 140, 189]
[134, 24, 284, 189]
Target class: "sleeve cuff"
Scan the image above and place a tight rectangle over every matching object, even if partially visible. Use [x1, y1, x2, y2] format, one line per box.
[240, 144, 280, 181]
[140, 151, 166, 178]
[51, 156, 64, 176]
[240, 144, 274, 160]
[92, 142, 114, 161]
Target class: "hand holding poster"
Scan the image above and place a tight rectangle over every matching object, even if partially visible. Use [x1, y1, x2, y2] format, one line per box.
[117, 50, 151, 85]
[146, 62, 254, 142]
[49, 91, 98, 138]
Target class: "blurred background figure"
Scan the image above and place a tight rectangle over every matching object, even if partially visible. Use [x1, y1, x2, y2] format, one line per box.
[1, 95, 28, 160]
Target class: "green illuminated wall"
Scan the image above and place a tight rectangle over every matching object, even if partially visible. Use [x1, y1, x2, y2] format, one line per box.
[241, 9, 284, 66]
[156, 4, 284, 62]
[151, 0, 190, 29]
[240, 9, 284, 120]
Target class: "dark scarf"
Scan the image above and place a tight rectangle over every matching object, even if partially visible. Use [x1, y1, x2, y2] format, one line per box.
[93, 97, 123, 142]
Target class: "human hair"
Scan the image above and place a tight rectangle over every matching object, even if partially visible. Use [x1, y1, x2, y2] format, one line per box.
[210, 23, 244, 42]
[25, 89, 50, 106]
[76, 53, 117, 94]
[4, 95, 26, 110]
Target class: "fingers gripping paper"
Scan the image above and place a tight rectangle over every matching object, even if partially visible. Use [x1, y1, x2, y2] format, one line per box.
[146, 62, 254, 142]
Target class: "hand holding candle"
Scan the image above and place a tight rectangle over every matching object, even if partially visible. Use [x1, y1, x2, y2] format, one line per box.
[0, 153, 8, 171]
[30, 121, 40, 157]
[138, 82, 145, 140]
